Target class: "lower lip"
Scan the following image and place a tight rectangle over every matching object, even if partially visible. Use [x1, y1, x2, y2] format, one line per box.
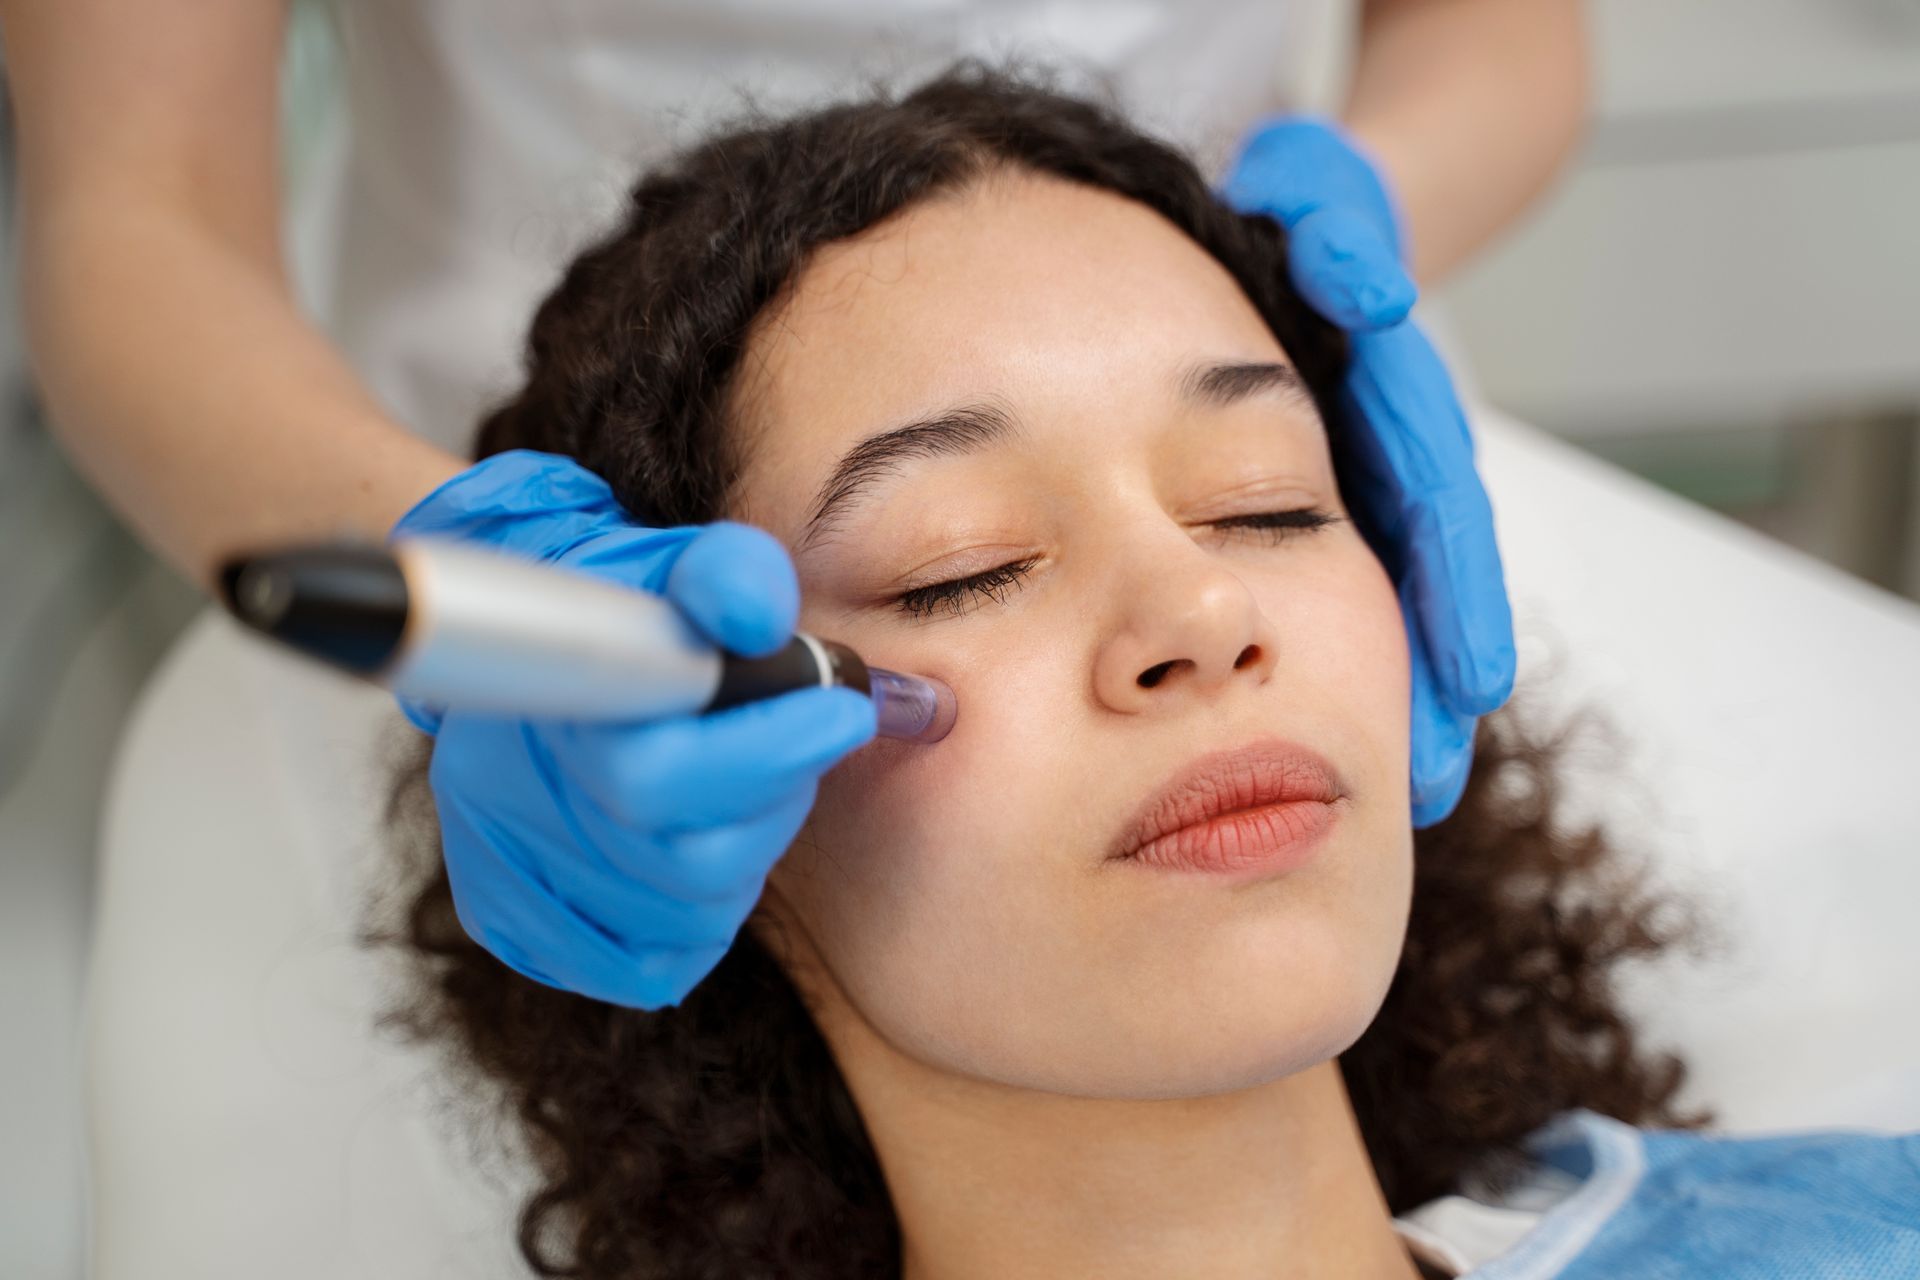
[1121, 799, 1342, 879]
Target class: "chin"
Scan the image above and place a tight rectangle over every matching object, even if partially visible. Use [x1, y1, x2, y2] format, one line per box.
[1129, 967, 1396, 1099]
[1003, 1004, 1388, 1102]
[914, 912, 1406, 1102]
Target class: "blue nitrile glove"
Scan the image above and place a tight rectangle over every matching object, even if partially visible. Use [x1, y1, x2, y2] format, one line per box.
[1220, 116, 1517, 827]
[388, 448, 878, 1008]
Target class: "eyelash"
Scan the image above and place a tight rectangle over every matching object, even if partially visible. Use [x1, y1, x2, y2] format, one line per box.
[893, 506, 1345, 620]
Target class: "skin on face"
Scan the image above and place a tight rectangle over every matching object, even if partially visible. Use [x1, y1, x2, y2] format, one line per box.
[728, 167, 1412, 1102]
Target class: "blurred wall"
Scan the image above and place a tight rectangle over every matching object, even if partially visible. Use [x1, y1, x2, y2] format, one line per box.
[1437, 0, 1920, 600]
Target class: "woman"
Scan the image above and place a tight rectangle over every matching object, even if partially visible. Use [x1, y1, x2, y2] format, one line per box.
[368, 66, 1920, 1280]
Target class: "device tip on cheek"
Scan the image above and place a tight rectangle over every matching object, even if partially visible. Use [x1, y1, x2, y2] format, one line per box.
[869, 667, 958, 743]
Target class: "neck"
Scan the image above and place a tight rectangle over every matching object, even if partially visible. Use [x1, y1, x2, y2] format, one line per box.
[810, 986, 1422, 1280]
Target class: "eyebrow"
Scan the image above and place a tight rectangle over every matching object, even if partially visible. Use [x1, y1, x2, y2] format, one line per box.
[797, 359, 1320, 552]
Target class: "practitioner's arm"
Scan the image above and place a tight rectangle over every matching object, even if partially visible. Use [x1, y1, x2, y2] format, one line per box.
[1343, 0, 1591, 285]
[1, 0, 464, 595]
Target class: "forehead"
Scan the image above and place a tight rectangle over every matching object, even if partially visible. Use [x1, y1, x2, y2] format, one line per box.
[728, 169, 1289, 538]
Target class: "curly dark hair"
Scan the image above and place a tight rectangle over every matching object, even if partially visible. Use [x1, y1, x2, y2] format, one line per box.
[359, 60, 1711, 1279]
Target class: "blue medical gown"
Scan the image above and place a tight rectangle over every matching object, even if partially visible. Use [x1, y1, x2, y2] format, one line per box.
[1456, 1109, 1920, 1278]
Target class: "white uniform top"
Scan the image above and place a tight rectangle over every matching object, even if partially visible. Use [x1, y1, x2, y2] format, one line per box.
[303, 0, 1357, 454]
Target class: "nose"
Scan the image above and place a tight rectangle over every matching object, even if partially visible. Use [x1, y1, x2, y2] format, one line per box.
[1093, 553, 1281, 716]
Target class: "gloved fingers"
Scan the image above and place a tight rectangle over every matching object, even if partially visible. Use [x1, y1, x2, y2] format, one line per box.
[454, 713, 788, 924]
[486, 920, 732, 1014]
[439, 803, 669, 1006]
[639, 786, 819, 904]
[1286, 205, 1416, 331]
[428, 713, 726, 933]
[1217, 114, 1413, 324]
[553, 521, 702, 595]
[553, 684, 876, 835]
[484, 903, 730, 1012]
[1401, 481, 1519, 718]
[620, 938, 737, 1011]
[546, 771, 811, 913]
[1410, 708, 1474, 830]
[1406, 603, 1476, 829]
[659, 519, 803, 658]
[1340, 324, 1471, 494]
[441, 789, 752, 1009]
[564, 518, 799, 656]
[395, 691, 447, 737]
[536, 822, 772, 951]
[390, 449, 628, 555]
[1218, 117, 1332, 223]
[1340, 323, 1517, 713]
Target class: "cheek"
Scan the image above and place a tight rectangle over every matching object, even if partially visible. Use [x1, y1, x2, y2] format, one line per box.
[1309, 538, 1412, 793]
[1288, 541, 1415, 1036]
[760, 640, 1075, 1082]
[765, 628, 1104, 1072]
[769, 629, 1059, 951]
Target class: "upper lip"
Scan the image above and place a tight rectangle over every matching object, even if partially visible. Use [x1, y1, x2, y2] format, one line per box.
[1111, 737, 1348, 860]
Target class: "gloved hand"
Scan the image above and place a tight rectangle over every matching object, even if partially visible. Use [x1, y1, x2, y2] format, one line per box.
[389, 448, 878, 1008]
[1220, 115, 1517, 827]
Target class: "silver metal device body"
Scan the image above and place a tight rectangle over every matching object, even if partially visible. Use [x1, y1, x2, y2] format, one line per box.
[384, 538, 727, 719]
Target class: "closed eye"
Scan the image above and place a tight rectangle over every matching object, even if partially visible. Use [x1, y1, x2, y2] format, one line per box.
[892, 506, 1345, 620]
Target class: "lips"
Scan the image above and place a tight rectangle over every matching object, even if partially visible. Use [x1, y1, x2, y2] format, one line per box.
[1111, 738, 1347, 864]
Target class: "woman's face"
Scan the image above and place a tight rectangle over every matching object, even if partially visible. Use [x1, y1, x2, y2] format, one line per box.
[728, 168, 1412, 1099]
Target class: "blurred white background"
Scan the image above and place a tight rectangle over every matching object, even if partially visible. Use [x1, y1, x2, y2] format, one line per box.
[1, 2, 1916, 1276]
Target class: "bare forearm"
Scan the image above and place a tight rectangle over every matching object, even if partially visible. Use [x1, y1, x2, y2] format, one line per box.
[20, 189, 464, 596]
[1342, 0, 1590, 285]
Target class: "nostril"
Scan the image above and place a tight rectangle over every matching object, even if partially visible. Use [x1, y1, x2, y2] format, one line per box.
[1139, 660, 1178, 688]
[1233, 644, 1261, 670]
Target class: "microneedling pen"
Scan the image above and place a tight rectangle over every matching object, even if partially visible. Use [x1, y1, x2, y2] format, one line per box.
[214, 536, 958, 743]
